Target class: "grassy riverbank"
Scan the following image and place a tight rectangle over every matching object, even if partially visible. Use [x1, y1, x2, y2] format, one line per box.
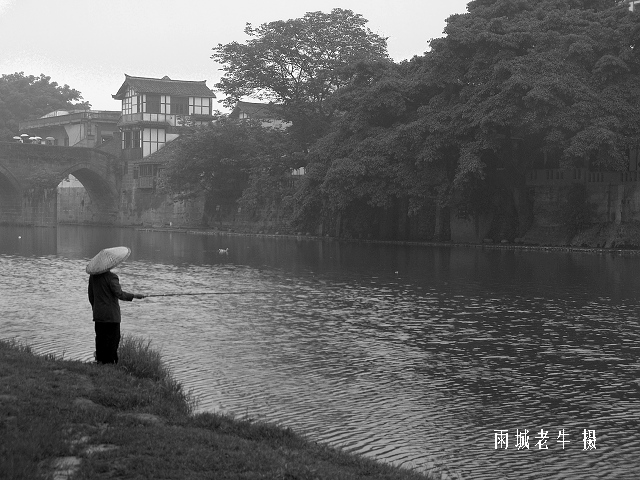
[0, 337, 431, 480]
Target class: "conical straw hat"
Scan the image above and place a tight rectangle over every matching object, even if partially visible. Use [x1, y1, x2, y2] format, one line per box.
[86, 246, 131, 275]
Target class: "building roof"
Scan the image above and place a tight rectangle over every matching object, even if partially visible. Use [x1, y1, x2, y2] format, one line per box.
[20, 110, 121, 131]
[138, 135, 184, 164]
[112, 75, 216, 100]
[229, 101, 286, 120]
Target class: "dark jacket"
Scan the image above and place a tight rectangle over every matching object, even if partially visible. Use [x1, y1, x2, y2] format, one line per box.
[88, 271, 134, 323]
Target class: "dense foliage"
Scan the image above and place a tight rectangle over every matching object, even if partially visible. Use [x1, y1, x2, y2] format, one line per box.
[168, 2, 640, 240]
[424, 0, 640, 184]
[293, 0, 640, 238]
[212, 8, 389, 146]
[0, 72, 88, 141]
[159, 119, 290, 219]
[290, 59, 451, 237]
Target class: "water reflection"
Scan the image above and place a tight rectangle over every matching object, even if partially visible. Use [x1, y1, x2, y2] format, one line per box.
[1, 225, 639, 479]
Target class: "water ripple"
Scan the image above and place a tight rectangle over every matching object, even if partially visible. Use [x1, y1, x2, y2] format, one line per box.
[1, 227, 640, 478]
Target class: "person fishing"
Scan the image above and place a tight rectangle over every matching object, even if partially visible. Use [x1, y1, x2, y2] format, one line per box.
[86, 246, 145, 364]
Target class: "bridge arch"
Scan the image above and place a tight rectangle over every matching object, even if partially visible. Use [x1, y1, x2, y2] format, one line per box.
[0, 143, 122, 226]
[59, 162, 118, 207]
[56, 162, 120, 225]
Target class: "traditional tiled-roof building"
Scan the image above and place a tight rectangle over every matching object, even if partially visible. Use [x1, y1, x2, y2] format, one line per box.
[112, 74, 216, 160]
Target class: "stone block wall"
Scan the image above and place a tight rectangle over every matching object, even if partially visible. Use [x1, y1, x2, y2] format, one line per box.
[449, 210, 493, 244]
[57, 187, 98, 224]
[117, 187, 205, 228]
[529, 182, 640, 227]
[21, 188, 57, 226]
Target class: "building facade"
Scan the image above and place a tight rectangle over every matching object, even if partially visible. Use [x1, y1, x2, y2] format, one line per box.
[111, 74, 216, 195]
[110, 75, 216, 226]
[18, 109, 120, 148]
[112, 75, 216, 159]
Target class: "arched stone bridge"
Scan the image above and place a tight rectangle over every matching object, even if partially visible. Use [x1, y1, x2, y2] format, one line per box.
[0, 142, 121, 226]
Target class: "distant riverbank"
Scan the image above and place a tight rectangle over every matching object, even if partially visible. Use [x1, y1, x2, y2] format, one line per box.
[136, 225, 640, 255]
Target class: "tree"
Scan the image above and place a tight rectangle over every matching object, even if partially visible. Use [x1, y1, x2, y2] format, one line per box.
[409, 0, 640, 237]
[212, 9, 389, 146]
[291, 60, 449, 239]
[0, 72, 88, 141]
[238, 150, 304, 228]
[293, 1, 640, 240]
[159, 118, 288, 215]
[424, 0, 640, 182]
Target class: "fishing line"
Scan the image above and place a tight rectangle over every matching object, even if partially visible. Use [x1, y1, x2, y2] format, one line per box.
[145, 291, 273, 297]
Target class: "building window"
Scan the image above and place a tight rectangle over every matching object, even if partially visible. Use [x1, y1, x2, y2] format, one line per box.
[123, 130, 132, 149]
[189, 97, 212, 116]
[171, 96, 188, 115]
[138, 164, 160, 189]
[142, 128, 166, 157]
[122, 129, 141, 149]
[139, 164, 159, 177]
[122, 88, 139, 115]
[146, 94, 161, 114]
[122, 97, 131, 115]
[160, 95, 169, 114]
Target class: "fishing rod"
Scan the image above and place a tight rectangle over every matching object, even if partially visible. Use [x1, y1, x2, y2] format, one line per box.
[145, 291, 273, 297]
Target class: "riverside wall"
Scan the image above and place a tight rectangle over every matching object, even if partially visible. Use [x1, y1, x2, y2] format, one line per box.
[56, 186, 286, 232]
[54, 166, 640, 248]
[449, 169, 640, 247]
[57, 186, 206, 228]
[523, 181, 640, 248]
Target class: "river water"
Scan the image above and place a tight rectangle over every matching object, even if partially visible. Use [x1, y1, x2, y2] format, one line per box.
[1, 225, 638, 479]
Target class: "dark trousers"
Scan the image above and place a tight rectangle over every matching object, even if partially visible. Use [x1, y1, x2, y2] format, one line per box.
[95, 322, 121, 364]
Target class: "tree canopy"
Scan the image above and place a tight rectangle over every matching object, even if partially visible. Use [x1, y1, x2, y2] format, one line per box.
[0, 72, 88, 141]
[212, 9, 389, 145]
[159, 119, 288, 209]
[162, 2, 640, 241]
[291, 0, 640, 238]
[291, 60, 448, 234]
[422, 0, 640, 185]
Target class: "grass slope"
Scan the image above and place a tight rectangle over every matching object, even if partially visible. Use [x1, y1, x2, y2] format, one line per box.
[0, 336, 431, 480]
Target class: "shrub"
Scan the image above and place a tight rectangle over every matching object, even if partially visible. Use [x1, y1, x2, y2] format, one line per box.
[0, 338, 32, 354]
[118, 335, 166, 382]
[117, 334, 197, 414]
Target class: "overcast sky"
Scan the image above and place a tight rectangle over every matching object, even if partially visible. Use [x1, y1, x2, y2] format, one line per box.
[0, 0, 469, 111]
